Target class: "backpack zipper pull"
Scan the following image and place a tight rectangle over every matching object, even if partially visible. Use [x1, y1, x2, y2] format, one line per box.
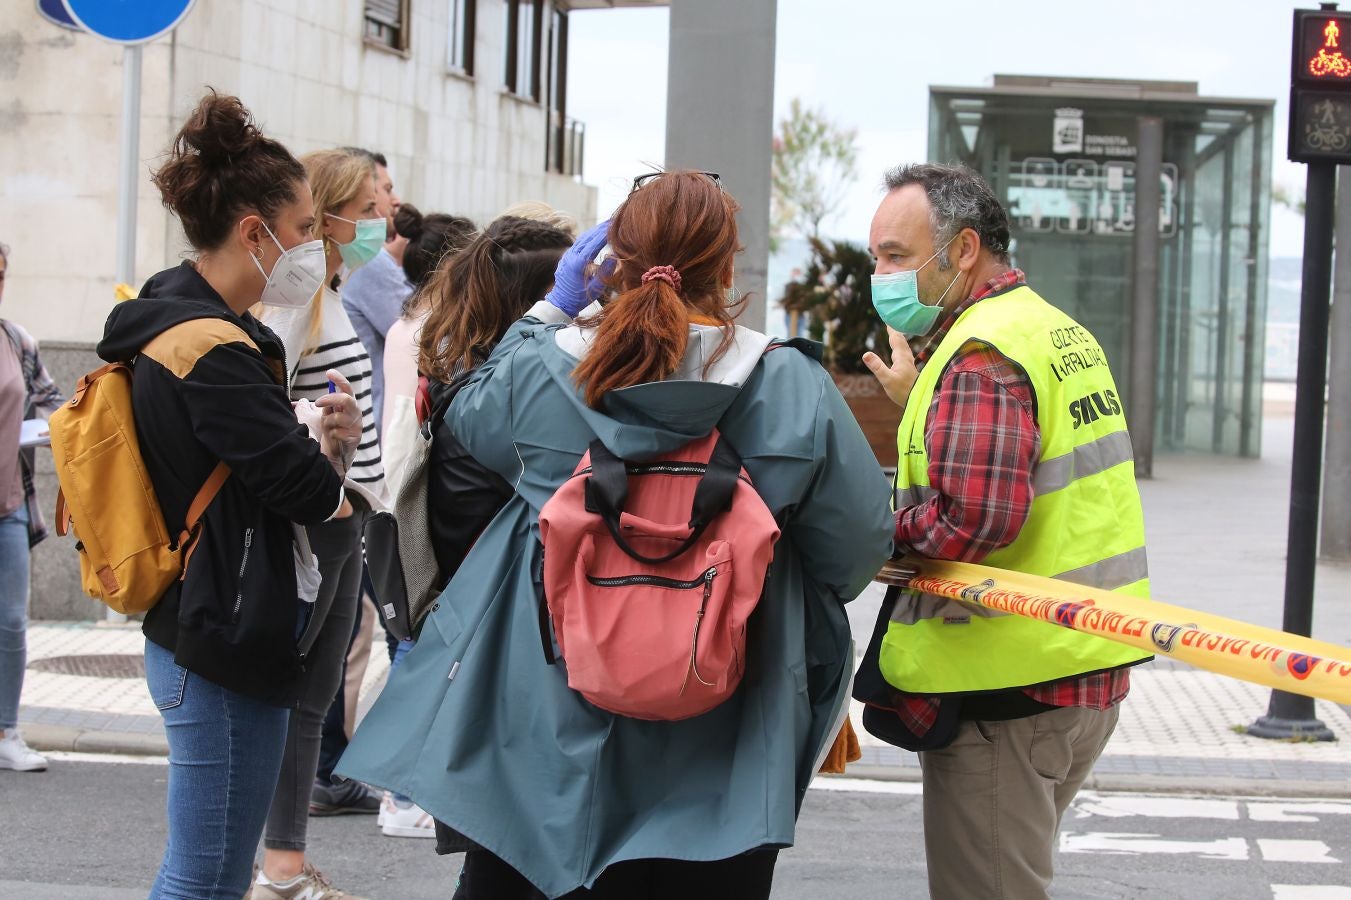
[681, 567, 719, 694]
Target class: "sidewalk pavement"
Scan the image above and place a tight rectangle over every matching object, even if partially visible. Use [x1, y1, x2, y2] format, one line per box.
[16, 396, 1351, 796]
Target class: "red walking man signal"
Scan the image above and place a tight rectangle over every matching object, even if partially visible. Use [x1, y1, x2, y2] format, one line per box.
[1290, 7, 1351, 164]
[1309, 16, 1351, 77]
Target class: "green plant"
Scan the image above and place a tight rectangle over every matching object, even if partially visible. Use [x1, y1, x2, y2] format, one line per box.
[781, 237, 890, 374]
[771, 99, 859, 252]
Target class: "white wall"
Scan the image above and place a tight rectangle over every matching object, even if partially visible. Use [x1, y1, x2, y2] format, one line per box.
[1, 0, 596, 343]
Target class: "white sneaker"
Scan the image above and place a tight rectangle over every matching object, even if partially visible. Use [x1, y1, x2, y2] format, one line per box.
[380, 797, 435, 838]
[377, 791, 394, 828]
[0, 731, 48, 772]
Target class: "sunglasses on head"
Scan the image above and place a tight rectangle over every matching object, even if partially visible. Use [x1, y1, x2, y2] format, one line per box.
[630, 171, 722, 193]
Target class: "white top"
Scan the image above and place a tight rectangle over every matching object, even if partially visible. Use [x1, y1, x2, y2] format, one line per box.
[262, 288, 389, 512]
[380, 312, 425, 493]
[381, 313, 423, 437]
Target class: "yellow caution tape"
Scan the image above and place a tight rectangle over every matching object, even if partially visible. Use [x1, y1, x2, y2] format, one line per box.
[877, 557, 1351, 706]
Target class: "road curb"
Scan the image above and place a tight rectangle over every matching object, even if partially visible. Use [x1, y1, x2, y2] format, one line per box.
[837, 763, 1351, 799]
[23, 723, 168, 757]
[20, 726, 1351, 799]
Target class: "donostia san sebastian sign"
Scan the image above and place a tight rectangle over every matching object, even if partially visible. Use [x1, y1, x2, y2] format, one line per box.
[1008, 108, 1174, 237]
[1054, 108, 1138, 158]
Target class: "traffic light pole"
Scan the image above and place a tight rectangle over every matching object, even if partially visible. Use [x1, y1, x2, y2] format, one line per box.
[1247, 160, 1337, 741]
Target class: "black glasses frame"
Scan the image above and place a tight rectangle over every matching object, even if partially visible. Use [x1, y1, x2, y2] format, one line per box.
[630, 171, 722, 193]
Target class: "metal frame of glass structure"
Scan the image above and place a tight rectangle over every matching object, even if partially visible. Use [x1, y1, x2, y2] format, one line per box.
[929, 76, 1274, 458]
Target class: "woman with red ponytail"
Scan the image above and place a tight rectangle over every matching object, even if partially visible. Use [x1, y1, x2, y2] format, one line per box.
[339, 172, 893, 899]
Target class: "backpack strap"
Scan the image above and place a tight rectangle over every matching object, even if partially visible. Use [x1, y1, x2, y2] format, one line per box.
[688, 437, 741, 529]
[535, 550, 557, 666]
[54, 490, 71, 537]
[584, 434, 742, 566]
[177, 461, 231, 575]
[71, 363, 126, 405]
[1, 321, 29, 397]
[764, 336, 823, 361]
[420, 368, 477, 440]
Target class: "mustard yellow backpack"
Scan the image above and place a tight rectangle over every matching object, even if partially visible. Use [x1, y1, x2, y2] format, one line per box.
[48, 360, 228, 614]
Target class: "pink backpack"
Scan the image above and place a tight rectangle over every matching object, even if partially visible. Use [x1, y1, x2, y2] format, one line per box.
[538, 430, 781, 721]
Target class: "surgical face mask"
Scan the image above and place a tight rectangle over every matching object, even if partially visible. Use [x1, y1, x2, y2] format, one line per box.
[869, 236, 962, 337]
[251, 222, 326, 309]
[328, 213, 386, 270]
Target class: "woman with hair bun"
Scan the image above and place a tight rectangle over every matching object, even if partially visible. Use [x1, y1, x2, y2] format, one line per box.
[339, 173, 893, 899]
[95, 91, 362, 899]
[393, 203, 477, 293]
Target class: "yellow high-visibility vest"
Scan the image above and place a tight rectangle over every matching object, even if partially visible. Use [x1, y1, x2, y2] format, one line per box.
[883, 284, 1151, 695]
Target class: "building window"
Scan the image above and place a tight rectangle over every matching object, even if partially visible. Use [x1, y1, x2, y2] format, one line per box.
[546, 7, 580, 175]
[365, 0, 410, 52]
[448, 0, 475, 75]
[504, 0, 542, 101]
[546, 6, 566, 115]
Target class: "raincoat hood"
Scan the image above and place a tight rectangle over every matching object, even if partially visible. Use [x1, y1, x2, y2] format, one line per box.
[540, 310, 821, 458]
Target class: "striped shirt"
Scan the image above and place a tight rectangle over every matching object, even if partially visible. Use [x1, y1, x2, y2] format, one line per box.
[262, 288, 388, 512]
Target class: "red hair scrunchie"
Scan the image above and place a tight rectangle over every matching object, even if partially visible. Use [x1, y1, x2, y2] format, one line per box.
[640, 265, 682, 293]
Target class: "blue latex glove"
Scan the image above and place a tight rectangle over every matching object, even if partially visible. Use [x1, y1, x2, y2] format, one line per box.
[545, 220, 611, 317]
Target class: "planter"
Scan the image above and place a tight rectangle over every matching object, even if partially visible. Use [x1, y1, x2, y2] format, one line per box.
[832, 373, 900, 469]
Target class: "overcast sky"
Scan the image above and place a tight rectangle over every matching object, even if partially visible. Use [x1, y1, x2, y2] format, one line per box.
[567, 0, 1308, 257]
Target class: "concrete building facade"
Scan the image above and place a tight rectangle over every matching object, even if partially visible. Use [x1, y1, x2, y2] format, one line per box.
[5, 0, 665, 618]
[3, 0, 616, 345]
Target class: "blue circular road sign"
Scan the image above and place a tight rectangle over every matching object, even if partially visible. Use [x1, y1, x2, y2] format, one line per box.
[61, 0, 198, 45]
[36, 0, 79, 30]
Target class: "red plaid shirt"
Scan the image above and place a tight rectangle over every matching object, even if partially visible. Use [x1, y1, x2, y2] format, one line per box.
[889, 270, 1129, 737]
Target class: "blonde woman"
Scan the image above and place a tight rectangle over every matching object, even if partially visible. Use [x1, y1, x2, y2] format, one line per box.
[498, 199, 578, 238]
[255, 148, 389, 900]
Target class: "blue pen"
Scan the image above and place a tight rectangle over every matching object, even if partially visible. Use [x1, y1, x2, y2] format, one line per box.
[327, 379, 336, 394]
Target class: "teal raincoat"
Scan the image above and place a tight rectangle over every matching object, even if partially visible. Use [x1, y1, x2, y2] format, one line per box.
[337, 305, 893, 897]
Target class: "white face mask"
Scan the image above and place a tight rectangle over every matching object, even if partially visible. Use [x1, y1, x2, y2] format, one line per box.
[251, 222, 326, 309]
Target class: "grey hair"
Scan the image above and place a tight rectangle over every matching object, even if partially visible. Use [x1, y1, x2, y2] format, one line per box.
[882, 163, 1011, 268]
[340, 146, 388, 168]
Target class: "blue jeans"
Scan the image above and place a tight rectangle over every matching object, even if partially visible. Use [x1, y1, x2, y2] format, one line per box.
[145, 638, 289, 899]
[0, 505, 31, 732]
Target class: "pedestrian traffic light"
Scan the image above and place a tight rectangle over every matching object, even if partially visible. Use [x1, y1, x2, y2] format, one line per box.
[1290, 5, 1351, 163]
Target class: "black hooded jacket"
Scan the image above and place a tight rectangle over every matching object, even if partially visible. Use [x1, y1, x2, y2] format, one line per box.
[98, 262, 343, 706]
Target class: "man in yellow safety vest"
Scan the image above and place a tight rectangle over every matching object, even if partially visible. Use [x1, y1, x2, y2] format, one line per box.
[860, 163, 1151, 900]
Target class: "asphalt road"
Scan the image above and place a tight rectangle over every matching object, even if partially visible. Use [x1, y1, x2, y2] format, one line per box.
[3, 757, 1350, 899]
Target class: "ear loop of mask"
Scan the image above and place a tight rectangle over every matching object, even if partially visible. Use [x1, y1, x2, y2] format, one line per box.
[925, 234, 963, 309]
[249, 222, 283, 281]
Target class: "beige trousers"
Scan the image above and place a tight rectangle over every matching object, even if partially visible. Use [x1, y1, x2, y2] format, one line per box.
[341, 596, 376, 738]
[918, 704, 1120, 900]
